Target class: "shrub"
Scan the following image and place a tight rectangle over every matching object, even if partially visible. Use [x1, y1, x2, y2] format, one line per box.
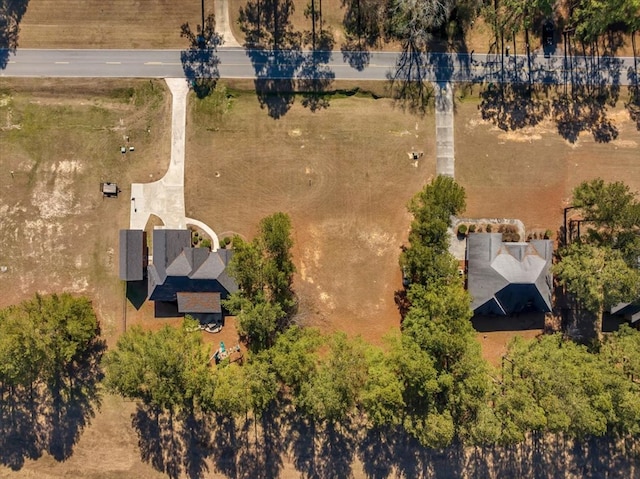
[486, 224, 493, 233]
[544, 229, 553, 239]
[223, 236, 231, 245]
[458, 224, 468, 236]
[469, 224, 477, 233]
[200, 239, 212, 249]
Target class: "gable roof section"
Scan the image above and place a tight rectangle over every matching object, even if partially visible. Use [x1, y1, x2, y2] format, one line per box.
[119, 229, 144, 281]
[148, 229, 238, 302]
[152, 229, 191, 282]
[467, 233, 553, 316]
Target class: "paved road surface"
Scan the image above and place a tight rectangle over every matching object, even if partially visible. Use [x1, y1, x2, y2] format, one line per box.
[1, 48, 637, 85]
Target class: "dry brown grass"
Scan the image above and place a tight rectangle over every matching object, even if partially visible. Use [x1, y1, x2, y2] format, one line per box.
[18, 0, 208, 49]
[186, 85, 435, 345]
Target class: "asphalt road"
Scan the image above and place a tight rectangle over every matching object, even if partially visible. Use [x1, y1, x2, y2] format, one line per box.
[1, 48, 637, 85]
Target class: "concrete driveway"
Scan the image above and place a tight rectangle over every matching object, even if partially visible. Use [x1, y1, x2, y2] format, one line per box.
[129, 78, 220, 249]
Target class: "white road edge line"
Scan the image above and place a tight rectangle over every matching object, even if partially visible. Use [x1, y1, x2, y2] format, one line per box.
[54, 61, 69, 64]
[106, 62, 121, 65]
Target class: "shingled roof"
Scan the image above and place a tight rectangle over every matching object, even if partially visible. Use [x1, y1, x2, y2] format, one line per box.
[466, 233, 553, 316]
[119, 229, 145, 281]
[148, 229, 238, 309]
[177, 292, 222, 314]
[611, 301, 640, 324]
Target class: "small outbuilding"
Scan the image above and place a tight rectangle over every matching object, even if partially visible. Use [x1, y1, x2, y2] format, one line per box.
[102, 182, 118, 197]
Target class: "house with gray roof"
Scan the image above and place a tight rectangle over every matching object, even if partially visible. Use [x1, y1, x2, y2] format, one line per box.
[146, 229, 238, 317]
[466, 233, 553, 316]
[119, 229, 145, 281]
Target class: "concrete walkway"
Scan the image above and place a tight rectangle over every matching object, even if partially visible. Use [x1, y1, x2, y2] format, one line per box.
[130, 78, 188, 231]
[435, 82, 455, 177]
[216, 0, 241, 48]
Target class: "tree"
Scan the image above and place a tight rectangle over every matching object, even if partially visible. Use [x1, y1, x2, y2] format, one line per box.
[224, 212, 297, 353]
[401, 175, 466, 285]
[360, 345, 405, 428]
[298, 333, 368, 423]
[234, 299, 286, 353]
[553, 243, 640, 341]
[259, 212, 296, 311]
[571, 179, 640, 265]
[105, 318, 213, 413]
[497, 334, 640, 440]
[267, 326, 322, 397]
[572, 0, 640, 44]
[401, 283, 491, 444]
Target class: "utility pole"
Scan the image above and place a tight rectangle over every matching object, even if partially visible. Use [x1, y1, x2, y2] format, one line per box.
[201, 0, 205, 37]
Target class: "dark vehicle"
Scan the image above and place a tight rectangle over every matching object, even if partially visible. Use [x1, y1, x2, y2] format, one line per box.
[542, 20, 555, 58]
[543, 21, 554, 47]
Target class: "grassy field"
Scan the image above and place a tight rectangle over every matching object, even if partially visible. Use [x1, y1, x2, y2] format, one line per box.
[0, 78, 172, 343]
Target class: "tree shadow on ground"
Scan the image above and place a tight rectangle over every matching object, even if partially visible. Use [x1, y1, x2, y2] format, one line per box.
[386, 41, 435, 116]
[478, 84, 551, 132]
[315, 422, 357, 478]
[232, 404, 286, 479]
[212, 415, 240, 478]
[238, 0, 335, 118]
[180, 14, 223, 99]
[552, 91, 618, 144]
[285, 413, 318, 477]
[341, 39, 371, 71]
[298, 34, 336, 112]
[357, 427, 399, 479]
[0, 332, 105, 470]
[133, 405, 212, 479]
[0, 0, 29, 69]
[626, 68, 640, 130]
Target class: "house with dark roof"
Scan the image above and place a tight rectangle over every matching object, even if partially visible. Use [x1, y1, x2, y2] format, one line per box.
[146, 229, 238, 317]
[466, 233, 553, 316]
[119, 229, 145, 281]
[119, 228, 238, 318]
[611, 301, 640, 324]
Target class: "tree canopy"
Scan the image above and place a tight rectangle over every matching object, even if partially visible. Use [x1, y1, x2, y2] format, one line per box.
[224, 212, 297, 352]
